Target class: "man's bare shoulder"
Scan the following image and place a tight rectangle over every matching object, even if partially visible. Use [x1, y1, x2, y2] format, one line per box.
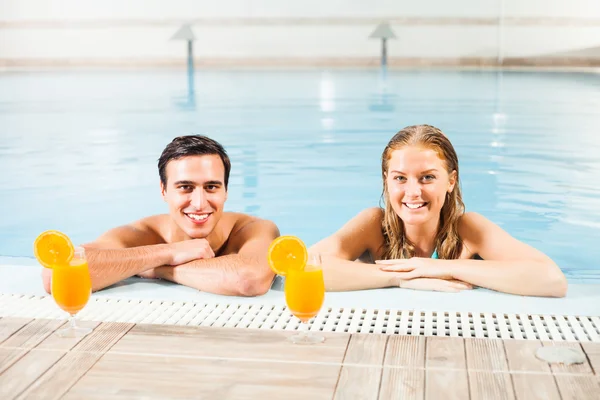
[136, 214, 169, 230]
[87, 214, 168, 248]
[221, 213, 279, 253]
[224, 212, 274, 234]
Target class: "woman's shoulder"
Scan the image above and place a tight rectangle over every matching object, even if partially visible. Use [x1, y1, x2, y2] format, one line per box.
[457, 212, 493, 234]
[355, 208, 385, 259]
[345, 207, 385, 243]
[357, 207, 384, 222]
[457, 212, 497, 257]
[454, 212, 480, 259]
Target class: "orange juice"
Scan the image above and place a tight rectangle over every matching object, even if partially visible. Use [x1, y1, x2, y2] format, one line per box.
[284, 265, 325, 322]
[51, 258, 92, 315]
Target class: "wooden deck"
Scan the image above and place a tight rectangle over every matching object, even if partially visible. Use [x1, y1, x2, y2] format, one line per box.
[0, 317, 599, 399]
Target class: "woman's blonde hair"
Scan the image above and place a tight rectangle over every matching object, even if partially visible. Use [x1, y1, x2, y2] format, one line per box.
[380, 125, 465, 260]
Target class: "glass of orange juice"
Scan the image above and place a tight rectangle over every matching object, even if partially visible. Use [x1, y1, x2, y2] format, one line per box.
[52, 246, 93, 338]
[284, 253, 325, 344]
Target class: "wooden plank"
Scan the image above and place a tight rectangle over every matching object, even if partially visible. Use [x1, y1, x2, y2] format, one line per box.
[504, 340, 559, 400]
[465, 338, 515, 400]
[113, 324, 349, 364]
[334, 334, 387, 400]
[511, 374, 558, 400]
[334, 367, 382, 400]
[384, 335, 425, 368]
[581, 342, 600, 374]
[504, 340, 551, 373]
[466, 338, 510, 372]
[0, 319, 65, 374]
[16, 322, 132, 400]
[379, 368, 424, 400]
[63, 352, 341, 400]
[0, 320, 100, 400]
[342, 334, 388, 366]
[379, 335, 425, 400]
[554, 375, 600, 400]
[542, 341, 593, 375]
[425, 337, 469, 400]
[426, 337, 466, 369]
[0, 318, 32, 345]
[467, 372, 514, 400]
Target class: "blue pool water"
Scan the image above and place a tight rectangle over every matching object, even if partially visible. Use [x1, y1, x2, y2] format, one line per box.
[0, 69, 599, 283]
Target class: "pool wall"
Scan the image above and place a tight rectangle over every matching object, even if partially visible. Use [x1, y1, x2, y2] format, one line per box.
[1, 0, 599, 69]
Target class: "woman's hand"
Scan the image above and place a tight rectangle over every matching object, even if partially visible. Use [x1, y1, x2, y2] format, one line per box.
[399, 278, 472, 292]
[376, 257, 455, 280]
[376, 258, 473, 292]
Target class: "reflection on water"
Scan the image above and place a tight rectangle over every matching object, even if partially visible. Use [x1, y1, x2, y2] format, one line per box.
[172, 68, 196, 110]
[369, 68, 396, 113]
[0, 70, 599, 283]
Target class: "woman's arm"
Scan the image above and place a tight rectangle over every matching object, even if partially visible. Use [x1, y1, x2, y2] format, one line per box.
[456, 212, 567, 297]
[310, 208, 395, 291]
[319, 255, 400, 291]
[379, 212, 567, 297]
[310, 208, 471, 292]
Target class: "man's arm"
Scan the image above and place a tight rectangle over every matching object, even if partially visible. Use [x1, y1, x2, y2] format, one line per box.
[153, 219, 280, 296]
[42, 217, 211, 293]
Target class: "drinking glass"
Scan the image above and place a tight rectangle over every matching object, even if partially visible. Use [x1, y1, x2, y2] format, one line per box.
[284, 253, 325, 344]
[51, 246, 93, 338]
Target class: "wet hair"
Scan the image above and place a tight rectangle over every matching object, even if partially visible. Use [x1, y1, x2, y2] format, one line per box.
[158, 135, 231, 189]
[380, 124, 465, 260]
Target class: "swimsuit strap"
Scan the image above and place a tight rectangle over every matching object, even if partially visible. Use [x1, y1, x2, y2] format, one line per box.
[431, 249, 439, 259]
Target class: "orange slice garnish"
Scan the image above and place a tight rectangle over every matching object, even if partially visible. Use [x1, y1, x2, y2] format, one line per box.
[33, 230, 74, 269]
[267, 235, 308, 276]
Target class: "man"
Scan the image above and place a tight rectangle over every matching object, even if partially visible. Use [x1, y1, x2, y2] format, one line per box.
[42, 135, 279, 296]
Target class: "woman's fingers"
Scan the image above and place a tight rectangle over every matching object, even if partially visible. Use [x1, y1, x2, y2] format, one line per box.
[375, 259, 406, 265]
[394, 271, 420, 280]
[379, 261, 414, 272]
[447, 280, 473, 290]
[400, 278, 472, 292]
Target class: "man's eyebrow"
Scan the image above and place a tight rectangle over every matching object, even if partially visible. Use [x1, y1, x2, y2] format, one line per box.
[173, 180, 195, 186]
[173, 180, 224, 186]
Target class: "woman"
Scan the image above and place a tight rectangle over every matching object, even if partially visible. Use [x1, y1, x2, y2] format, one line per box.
[310, 124, 567, 297]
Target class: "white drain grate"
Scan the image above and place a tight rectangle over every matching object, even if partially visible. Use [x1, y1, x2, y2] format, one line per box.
[1, 293, 599, 342]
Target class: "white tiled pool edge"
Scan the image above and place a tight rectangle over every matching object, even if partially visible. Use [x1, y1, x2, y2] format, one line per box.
[2, 293, 599, 343]
[2, 263, 599, 342]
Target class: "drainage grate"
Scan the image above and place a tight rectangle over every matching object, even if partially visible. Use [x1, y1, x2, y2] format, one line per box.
[1, 293, 599, 342]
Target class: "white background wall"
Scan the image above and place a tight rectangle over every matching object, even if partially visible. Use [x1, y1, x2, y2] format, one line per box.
[0, 0, 599, 67]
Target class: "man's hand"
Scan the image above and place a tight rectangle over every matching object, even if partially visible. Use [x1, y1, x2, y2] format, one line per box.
[136, 239, 214, 280]
[136, 269, 160, 279]
[169, 238, 215, 266]
[41, 267, 51, 294]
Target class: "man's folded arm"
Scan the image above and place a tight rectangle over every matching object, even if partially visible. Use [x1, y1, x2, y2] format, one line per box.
[42, 220, 169, 293]
[155, 219, 280, 296]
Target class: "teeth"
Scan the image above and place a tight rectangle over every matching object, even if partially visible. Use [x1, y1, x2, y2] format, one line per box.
[405, 203, 425, 209]
[187, 214, 209, 221]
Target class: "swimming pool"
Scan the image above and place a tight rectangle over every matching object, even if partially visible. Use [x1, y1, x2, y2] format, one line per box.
[0, 69, 599, 283]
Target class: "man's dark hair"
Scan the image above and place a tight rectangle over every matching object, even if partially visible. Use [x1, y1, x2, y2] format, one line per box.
[158, 135, 231, 189]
